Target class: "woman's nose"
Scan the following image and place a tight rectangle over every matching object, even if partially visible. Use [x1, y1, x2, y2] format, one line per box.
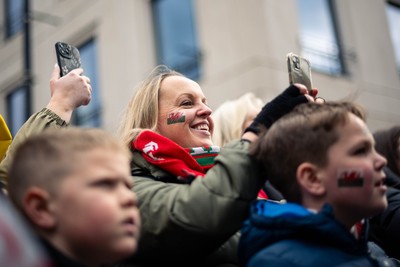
[197, 103, 212, 117]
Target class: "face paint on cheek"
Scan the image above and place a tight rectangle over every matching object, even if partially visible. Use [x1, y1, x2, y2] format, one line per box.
[337, 169, 364, 187]
[167, 112, 186, 125]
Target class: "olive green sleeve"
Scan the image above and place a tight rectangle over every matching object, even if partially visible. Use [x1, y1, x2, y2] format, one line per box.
[0, 108, 68, 185]
[132, 140, 265, 261]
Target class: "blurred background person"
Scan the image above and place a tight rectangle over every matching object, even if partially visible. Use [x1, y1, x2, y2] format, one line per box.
[368, 125, 400, 261]
[212, 92, 263, 147]
[212, 92, 283, 201]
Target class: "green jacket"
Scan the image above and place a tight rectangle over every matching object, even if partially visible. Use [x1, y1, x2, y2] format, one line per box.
[0, 108, 266, 267]
[0, 108, 67, 185]
[130, 138, 264, 266]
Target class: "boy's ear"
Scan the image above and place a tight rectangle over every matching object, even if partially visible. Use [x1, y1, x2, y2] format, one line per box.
[23, 187, 56, 229]
[296, 162, 326, 197]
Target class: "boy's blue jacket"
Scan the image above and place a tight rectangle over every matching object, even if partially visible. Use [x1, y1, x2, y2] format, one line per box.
[238, 200, 396, 267]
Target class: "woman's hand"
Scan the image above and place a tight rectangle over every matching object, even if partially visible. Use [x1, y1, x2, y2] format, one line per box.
[46, 64, 92, 123]
[242, 83, 325, 141]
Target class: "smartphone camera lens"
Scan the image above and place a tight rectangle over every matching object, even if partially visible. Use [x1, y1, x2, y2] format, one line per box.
[292, 56, 300, 70]
[58, 43, 72, 59]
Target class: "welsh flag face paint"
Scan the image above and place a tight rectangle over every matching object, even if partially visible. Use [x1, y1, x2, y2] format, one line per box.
[337, 169, 364, 187]
[167, 112, 186, 125]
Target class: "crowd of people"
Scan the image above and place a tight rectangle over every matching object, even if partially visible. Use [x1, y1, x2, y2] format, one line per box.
[0, 62, 399, 267]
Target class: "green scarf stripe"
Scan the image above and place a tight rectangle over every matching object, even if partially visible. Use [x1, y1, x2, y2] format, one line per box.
[195, 156, 217, 167]
[186, 146, 220, 168]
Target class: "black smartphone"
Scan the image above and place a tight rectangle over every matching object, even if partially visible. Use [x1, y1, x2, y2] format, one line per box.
[286, 52, 312, 93]
[55, 41, 82, 77]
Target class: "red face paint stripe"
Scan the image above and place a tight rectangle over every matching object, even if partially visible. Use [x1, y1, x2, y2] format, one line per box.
[337, 170, 364, 187]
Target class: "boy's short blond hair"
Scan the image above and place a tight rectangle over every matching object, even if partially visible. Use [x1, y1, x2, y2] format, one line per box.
[250, 101, 365, 203]
[7, 127, 131, 210]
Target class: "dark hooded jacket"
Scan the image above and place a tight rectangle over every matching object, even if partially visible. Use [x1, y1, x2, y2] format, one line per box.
[238, 200, 397, 267]
[369, 167, 400, 260]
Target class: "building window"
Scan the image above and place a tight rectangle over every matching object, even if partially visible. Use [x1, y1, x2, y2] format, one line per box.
[296, 0, 343, 75]
[72, 39, 102, 127]
[386, 2, 400, 73]
[152, 0, 201, 80]
[6, 86, 29, 136]
[5, 0, 24, 38]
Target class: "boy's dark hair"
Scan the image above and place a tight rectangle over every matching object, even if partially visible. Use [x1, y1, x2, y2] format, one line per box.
[250, 101, 365, 203]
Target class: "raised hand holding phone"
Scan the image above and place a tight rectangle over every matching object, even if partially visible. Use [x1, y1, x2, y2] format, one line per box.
[48, 44, 91, 122]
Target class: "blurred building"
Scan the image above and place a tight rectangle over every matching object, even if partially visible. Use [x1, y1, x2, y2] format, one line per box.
[0, 0, 399, 136]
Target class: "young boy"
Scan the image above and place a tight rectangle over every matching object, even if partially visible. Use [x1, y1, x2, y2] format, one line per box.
[238, 102, 396, 267]
[7, 127, 141, 267]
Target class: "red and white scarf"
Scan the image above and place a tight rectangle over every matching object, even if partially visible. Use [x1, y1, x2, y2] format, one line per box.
[133, 130, 267, 199]
[133, 130, 219, 181]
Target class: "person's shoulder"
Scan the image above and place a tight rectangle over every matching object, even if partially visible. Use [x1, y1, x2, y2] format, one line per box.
[0, 195, 50, 267]
[131, 150, 176, 182]
[40, 237, 86, 267]
[220, 139, 251, 151]
[254, 239, 378, 267]
[248, 239, 329, 267]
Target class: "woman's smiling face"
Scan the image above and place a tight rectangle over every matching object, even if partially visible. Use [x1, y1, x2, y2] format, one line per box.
[156, 75, 214, 148]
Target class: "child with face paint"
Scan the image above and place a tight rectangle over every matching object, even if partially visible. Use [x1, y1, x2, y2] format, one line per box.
[238, 102, 397, 267]
[368, 126, 400, 260]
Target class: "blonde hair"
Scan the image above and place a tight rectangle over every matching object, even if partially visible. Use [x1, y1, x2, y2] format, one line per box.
[117, 65, 183, 149]
[8, 127, 131, 210]
[212, 92, 263, 146]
